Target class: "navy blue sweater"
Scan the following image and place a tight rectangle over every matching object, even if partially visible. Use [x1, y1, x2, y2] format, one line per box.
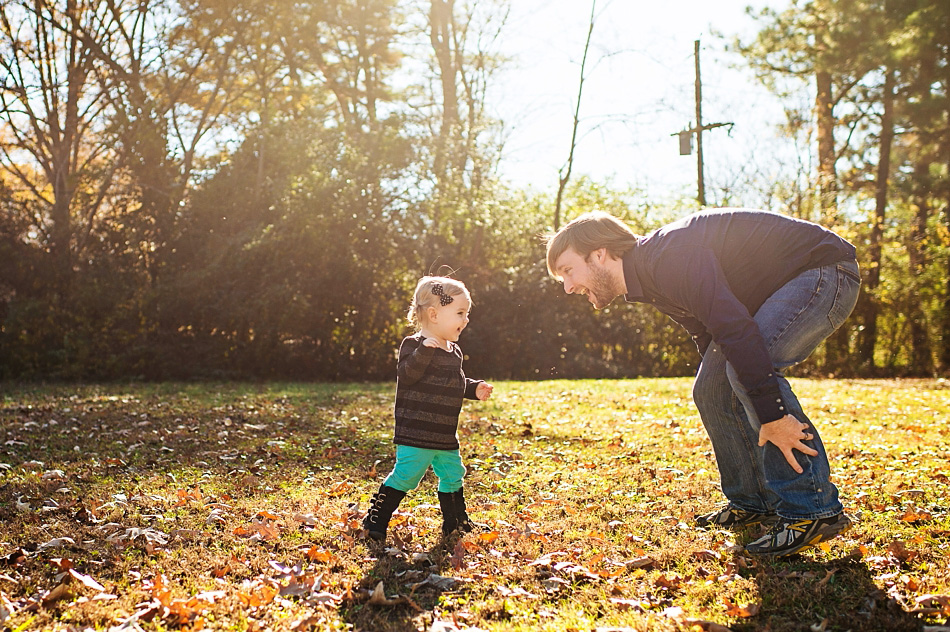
[622, 209, 856, 424]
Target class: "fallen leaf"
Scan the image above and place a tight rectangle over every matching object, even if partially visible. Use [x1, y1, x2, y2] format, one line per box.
[887, 540, 919, 564]
[723, 597, 760, 617]
[236, 582, 278, 608]
[497, 585, 539, 599]
[408, 574, 460, 592]
[92, 593, 118, 601]
[68, 568, 106, 592]
[817, 569, 836, 588]
[294, 513, 318, 526]
[366, 581, 421, 611]
[541, 576, 569, 593]
[625, 556, 656, 570]
[900, 507, 933, 523]
[610, 598, 647, 611]
[326, 481, 351, 497]
[306, 547, 335, 564]
[37, 537, 76, 552]
[683, 618, 735, 632]
[42, 582, 72, 605]
[0, 591, 15, 624]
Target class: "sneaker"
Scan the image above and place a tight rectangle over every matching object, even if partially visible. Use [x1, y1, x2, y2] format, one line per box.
[695, 505, 776, 529]
[745, 513, 852, 557]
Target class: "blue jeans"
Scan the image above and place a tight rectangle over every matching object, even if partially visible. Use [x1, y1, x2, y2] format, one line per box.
[383, 445, 466, 493]
[692, 260, 860, 520]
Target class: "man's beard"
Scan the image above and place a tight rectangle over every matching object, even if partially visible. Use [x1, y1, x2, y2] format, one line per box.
[586, 261, 620, 309]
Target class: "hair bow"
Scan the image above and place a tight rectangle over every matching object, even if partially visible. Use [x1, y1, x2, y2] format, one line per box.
[432, 283, 454, 306]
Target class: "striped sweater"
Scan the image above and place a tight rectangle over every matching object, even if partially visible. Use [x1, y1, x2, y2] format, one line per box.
[392, 333, 483, 450]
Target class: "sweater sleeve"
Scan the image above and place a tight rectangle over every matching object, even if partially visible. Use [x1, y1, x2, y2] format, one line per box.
[464, 378, 483, 400]
[656, 247, 787, 424]
[396, 337, 436, 386]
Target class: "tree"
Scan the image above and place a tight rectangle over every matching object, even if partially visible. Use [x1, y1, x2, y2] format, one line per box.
[0, 0, 114, 285]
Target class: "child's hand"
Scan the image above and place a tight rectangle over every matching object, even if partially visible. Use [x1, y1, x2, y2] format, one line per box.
[476, 382, 493, 401]
[422, 338, 440, 348]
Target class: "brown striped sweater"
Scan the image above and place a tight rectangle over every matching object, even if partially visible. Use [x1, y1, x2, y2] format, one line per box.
[392, 333, 483, 450]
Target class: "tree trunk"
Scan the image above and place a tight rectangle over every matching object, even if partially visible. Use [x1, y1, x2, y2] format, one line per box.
[429, 0, 458, 189]
[554, 0, 596, 230]
[815, 69, 849, 372]
[907, 166, 933, 375]
[942, 196, 950, 372]
[856, 67, 895, 373]
[815, 70, 838, 225]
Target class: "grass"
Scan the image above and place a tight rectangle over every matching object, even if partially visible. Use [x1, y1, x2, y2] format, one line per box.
[0, 378, 948, 631]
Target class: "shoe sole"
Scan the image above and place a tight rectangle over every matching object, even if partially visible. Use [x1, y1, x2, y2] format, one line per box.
[696, 514, 778, 530]
[746, 516, 852, 557]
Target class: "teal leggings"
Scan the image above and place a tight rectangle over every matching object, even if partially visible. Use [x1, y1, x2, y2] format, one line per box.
[382, 445, 466, 493]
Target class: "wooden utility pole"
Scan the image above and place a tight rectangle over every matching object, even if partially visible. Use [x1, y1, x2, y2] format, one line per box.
[672, 40, 732, 207]
[694, 39, 706, 206]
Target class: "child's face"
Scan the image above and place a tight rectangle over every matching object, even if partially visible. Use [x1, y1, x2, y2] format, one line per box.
[428, 294, 471, 343]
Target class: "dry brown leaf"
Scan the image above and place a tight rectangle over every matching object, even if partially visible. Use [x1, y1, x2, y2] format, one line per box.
[900, 507, 933, 523]
[684, 618, 735, 632]
[817, 569, 836, 588]
[610, 598, 647, 611]
[625, 556, 656, 570]
[366, 581, 421, 611]
[654, 573, 682, 590]
[723, 596, 760, 617]
[42, 582, 72, 606]
[67, 568, 106, 592]
[887, 540, 919, 564]
[306, 546, 335, 563]
[326, 481, 351, 497]
[236, 582, 278, 608]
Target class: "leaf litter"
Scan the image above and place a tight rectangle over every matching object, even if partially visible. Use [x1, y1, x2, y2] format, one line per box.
[0, 379, 947, 630]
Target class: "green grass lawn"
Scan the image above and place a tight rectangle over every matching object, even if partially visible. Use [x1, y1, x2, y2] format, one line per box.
[0, 378, 948, 631]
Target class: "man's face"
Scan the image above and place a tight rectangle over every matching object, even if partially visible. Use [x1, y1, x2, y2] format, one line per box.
[553, 247, 620, 310]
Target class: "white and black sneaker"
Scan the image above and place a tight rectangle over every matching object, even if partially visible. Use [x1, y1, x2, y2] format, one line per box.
[695, 504, 777, 530]
[745, 513, 852, 557]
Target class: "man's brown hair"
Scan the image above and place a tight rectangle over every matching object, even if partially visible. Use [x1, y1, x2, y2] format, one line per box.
[545, 211, 639, 279]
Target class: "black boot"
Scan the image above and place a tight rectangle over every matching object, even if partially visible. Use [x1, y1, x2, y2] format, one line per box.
[362, 485, 406, 541]
[438, 489, 475, 536]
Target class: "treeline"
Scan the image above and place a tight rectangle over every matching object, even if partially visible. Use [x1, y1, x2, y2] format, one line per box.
[0, 0, 948, 382]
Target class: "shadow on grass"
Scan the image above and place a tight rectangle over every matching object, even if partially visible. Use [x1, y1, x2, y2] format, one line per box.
[734, 553, 926, 632]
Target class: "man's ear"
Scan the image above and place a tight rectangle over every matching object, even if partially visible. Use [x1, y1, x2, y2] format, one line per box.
[593, 247, 608, 263]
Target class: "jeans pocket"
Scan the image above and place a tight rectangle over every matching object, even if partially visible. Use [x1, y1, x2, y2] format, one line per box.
[828, 263, 860, 329]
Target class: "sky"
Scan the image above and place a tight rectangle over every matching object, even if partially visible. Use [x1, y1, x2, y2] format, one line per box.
[489, 0, 799, 204]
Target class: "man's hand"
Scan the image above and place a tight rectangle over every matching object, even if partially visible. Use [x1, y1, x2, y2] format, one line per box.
[758, 414, 818, 474]
[475, 382, 493, 401]
[422, 338, 440, 348]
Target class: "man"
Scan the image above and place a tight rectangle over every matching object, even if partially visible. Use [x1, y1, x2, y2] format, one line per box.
[545, 208, 860, 556]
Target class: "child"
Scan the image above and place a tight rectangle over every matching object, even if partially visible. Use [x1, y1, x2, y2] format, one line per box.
[362, 276, 493, 542]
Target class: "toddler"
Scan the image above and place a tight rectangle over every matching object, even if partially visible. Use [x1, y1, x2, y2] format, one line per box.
[362, 276, 493, 542]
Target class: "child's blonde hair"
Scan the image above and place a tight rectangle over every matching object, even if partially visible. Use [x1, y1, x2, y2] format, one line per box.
[407, 276, 471, 330]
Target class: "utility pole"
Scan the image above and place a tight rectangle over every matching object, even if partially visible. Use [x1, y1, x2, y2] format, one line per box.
[672, 40, 732, 207]
[694, 39, 706, 206]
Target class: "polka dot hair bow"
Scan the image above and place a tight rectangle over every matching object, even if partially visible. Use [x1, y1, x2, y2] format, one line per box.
[432, 283, 454, 306]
